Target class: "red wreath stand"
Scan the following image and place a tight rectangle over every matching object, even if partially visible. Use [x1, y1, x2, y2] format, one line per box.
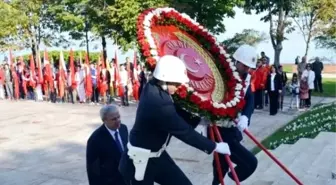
[137, 7, 304, 185]
[210, 122, 304, 185]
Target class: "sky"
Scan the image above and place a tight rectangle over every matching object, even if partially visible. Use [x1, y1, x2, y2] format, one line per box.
[1, 8, 335, 64]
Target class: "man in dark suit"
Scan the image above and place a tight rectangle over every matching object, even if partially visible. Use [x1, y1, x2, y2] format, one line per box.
[86, 104, 128, 185]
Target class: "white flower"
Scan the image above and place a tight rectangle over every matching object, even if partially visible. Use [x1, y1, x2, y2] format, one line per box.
[187, 86, 194, 92]
[199, 25, 204, 30]
[236, 84, 243, 90]
[220, 48, 226, 55]
[226, 58, 232, 63]
[226, 102, 232, 108]
[235, 91, 240, 96]
[231, 66, 237, 71]
[213, 102, 221, 108]
[231, 100, 237, 106]
[233, 72, 239, 79]
[225, 54, 231, 59]
[150, 49, 158, 56]
[233, 97, 240, 103]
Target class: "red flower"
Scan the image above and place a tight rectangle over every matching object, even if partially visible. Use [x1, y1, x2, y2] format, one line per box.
[227, 108, 236, 118]
[200, 100, 212, 110]
[146, 57, 156, 67]
[190, 94, 201, 104]
[144, 50, 151, 57]
[176, 86, 188, 98]
[210, 45, 220, 54]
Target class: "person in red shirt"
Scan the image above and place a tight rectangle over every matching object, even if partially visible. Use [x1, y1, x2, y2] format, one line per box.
[253, 60, 266, 109]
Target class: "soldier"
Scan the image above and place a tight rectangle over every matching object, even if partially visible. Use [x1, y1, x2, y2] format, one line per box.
[119, 55, 231, 185]
[210, 45, 258, 185]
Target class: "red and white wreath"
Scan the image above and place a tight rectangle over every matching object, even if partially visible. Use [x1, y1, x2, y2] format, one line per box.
[137, 7, 246, 120]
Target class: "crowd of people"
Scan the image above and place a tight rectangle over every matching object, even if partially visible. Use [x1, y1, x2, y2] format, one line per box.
[250, 53, 324, 115]
[0, 55, 149, 106]
[0, 50, 325, 117]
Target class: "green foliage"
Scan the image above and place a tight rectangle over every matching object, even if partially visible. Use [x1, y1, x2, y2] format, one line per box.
[221, 29, 268, 54]
[314, 35, 336, 51]
[252, 102, 336, 154]
[20, 50, 101, 64]
[291, 0, 336, 55]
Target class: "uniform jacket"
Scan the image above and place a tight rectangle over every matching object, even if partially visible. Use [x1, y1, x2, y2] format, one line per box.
[215, 73, 254, 142]
[128, 79, 216, 153]
[86, 124, 128, 185]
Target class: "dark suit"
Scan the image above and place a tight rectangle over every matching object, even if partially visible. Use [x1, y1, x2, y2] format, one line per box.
[210, 74, 257, 185]
[266, 73, 282, 115]
[87, 124, 128, 185]
[119, 79, 216, 185]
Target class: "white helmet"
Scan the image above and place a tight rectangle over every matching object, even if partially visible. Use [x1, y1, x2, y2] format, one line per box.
[153, 55, 189, 84]
[233, 44, 258, 69]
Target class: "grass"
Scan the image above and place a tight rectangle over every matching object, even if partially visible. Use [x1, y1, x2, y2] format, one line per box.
[251, 102, 336, 154]
[283, 65, 293, 73]
[312, 78, 336, 97]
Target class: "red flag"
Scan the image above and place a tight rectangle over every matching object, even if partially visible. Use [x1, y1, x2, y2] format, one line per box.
[58, 51, 66, 98]
[69, 49, 76, 89]
[29, 55, 36, 88]
[43, 49, 54, 92]
[9, 49, 19, 99]
[132, 51, 140, 100]
[114, 50, 124, 96]
[84, 52, 93, 97]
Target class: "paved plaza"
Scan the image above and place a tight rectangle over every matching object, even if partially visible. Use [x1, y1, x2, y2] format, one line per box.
[0, 96, 334, 185]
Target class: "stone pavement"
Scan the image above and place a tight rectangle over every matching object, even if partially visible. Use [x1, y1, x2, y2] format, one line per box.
[0, 96, 334, 185]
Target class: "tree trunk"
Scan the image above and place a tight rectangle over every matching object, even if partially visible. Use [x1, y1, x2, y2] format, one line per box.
[102, 35, 107, 66]
[85, 30, 90, 59]
[274, 44, 282, 67]
[304, 33, 312, 57]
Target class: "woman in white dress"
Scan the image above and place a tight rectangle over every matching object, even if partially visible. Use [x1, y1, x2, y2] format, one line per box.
[34, 68, 44, 101]
[76, 65, 86, 103]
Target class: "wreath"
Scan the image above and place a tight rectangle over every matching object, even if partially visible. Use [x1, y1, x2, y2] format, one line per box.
[136, 7, 246, 122]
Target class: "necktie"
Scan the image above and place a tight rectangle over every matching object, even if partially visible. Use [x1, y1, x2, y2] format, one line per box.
[114, 131, 123, 153]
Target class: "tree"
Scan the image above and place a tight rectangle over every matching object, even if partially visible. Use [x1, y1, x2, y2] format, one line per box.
[221, 29, 268, 54]
[244, 0, 297, 66]
[97, 0, 244, 51]
[0, 0, 69, 61]
[291, 0, 336, 56]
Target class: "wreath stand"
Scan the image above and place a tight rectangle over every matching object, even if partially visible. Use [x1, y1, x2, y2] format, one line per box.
[136, 7, 304, 185]
[210, 122, 304, 185]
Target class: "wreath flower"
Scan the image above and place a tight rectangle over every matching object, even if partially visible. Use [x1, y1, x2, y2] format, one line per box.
[137, 7, 246, 121]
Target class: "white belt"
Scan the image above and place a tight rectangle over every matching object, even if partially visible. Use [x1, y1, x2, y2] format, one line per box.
[127, 143, 166, 158]
[127, 135, 169, 181]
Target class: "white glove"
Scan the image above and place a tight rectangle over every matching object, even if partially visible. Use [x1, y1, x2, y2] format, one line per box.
[237, 115, 248, 132]
[214, 142, 231, 155]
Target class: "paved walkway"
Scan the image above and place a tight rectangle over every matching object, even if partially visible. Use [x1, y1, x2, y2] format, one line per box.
[0, 96, 334, 185]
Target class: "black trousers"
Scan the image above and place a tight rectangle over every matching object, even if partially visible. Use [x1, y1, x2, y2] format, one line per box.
[314, 74, 323, 92]
[121, 85, 129, 106]
[254, 89, 263, 109]
[91, 85, 99, 103]
[120, 151, 193, 185]
[269, 91, 279, 115]
[212, 139, 258, 185]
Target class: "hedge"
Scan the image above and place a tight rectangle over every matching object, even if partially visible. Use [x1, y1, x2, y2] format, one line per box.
[20, 50, 102, 64]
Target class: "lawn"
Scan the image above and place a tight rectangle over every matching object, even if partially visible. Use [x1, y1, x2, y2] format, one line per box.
[312, 78, 336, 97]
[251, 102, 336, 154]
